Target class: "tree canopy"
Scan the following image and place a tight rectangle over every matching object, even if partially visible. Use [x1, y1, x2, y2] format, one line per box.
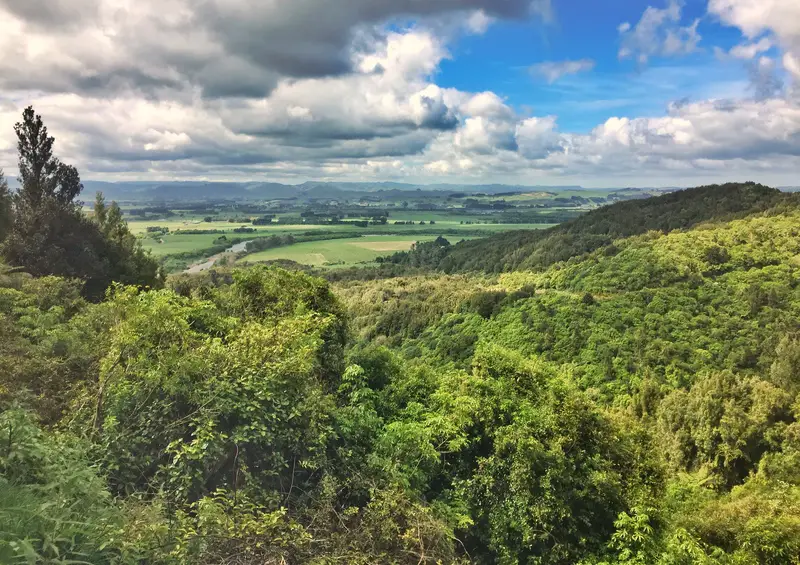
[0, 111, 798, 563]
[1, 106, 161, 299]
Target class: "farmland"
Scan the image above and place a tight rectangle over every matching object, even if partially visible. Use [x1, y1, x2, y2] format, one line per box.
[103, 182, 673, 272]
[237, 234, 479, 267]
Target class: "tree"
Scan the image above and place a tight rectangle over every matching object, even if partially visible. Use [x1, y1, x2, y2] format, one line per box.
[0, 170, 12, 241]
[770, 335, 800, 393]
[86, 267, 346, 501]
[93, 192, 108, 226]
[14, 106, 81, 208]
[2, 107, 161, 299]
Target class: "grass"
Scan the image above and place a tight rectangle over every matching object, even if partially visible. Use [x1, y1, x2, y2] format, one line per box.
[238, 235, 478, 267]
[139, 221, 556, 258]
[143, 233, 226, 257]
[128, 219, 330, 235]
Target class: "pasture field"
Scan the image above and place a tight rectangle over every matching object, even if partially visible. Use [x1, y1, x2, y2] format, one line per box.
[128, 219, 330, 235]
[238, 235, 478, 267]
[139, 221, 556, 259]
[143, 233, 224, 257]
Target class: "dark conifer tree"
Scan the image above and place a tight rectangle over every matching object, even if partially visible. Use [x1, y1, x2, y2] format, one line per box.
[2, 106, 161, 299]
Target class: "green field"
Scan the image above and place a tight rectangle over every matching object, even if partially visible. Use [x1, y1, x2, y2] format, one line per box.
[128, 220, 331, 236]
[238, 235, 473, 267]
[140, 222, 556, 259]
[143, 233, 225, 256]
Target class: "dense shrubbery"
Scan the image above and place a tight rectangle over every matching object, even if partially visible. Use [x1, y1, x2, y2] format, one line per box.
[332, 198, 800, 562]
[0, 266, 659, 563]
[1, 178, 800, 563]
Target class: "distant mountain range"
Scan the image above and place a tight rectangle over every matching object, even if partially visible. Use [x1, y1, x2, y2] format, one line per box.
[0, 179, 689, 202]
[76, 181, 592, 202]
[8, 178, 798, 202]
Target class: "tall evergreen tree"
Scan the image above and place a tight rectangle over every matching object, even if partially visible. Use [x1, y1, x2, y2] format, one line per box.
[14, 106, 82, 208]
[2, 106, 161, 299]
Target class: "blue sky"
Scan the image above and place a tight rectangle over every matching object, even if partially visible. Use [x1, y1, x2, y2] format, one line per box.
[439, 0, 761, 130]
[0, 0, 799, 187]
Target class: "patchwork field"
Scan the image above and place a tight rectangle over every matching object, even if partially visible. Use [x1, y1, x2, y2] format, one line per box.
[238, 235, 475, 267]
[139, 222, 556, 260]
[128, 220, 328, 236]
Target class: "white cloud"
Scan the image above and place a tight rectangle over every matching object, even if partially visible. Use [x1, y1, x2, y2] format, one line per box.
[465, 10, 493, 34]
[0, 0, 548, 100]
[729, 37, 773, 59]
[1, 0, 800, 187]
[530, 59, 595, 83]
[516, 116, 561, 159]
[460, 92, 515, 120]
[452, 92, 518, 154]
[785, 53, 800, 79]
[663, 19, 701, 56]
[709, 0, 800, 81]
[708, 0, 800, 41]
[619, 1, 701, 64]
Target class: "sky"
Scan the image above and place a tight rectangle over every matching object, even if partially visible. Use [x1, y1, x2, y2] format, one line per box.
[0, 0, 799, 187]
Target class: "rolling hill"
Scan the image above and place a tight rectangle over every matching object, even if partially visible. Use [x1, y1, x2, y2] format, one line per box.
[389, 182, 789, 273]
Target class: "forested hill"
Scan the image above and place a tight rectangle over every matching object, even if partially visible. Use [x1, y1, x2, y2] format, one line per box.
[5, 107, 800, 564]
[389, 182, 786, 273]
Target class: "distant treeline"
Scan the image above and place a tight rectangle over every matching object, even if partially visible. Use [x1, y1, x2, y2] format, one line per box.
[243, 232, 361, 254]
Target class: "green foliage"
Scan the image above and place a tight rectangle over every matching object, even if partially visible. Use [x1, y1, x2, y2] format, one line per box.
[0, 170, 12, 242]
[2, 108, 160, 300]
[657, 372, 792, 487]
[452, 346, 658, 564]
[14, 106, 82, 209]
[328, 192, 800, 562]
[0, 406, 123, 564]
[389, 182, 785, 273]
[0, 274, 109, 424]
[2, 183, 800, 563]
[83, 268, 345, 504]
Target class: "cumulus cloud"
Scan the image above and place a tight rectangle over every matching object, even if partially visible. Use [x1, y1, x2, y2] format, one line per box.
[0, 0, 549, 100]
[0, 29, 461, 178]
[465, 10, 494, 34]
[619, 1, 701, 64]
[421, 95, 800, 184]
[575, 98, 800, 162]
[212, 29, 463, 153]
[455, 92, 518, 153]
[2, 0, 800, 187]
[709, 0, 800, 80]
[516, 117, 563, 159]
[729, 37, 773, 59]
[747, 57, 784, 99]
[786, 53, 800, 79]
[530, 59, 595, 83]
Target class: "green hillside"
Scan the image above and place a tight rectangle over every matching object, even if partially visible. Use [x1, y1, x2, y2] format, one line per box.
[3, 172, 800, 563]
[388, 182, 788, 273]
[334, 201, 800, 562]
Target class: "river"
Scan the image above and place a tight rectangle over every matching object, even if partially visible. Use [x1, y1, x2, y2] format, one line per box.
[183, 240, 252, 274]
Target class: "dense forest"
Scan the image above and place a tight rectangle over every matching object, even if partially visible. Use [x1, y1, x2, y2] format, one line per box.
[1, 108, 799, 564]
[386, 182, 789, 273]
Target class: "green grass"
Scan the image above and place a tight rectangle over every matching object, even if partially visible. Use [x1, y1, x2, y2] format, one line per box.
[238, 235, 477, 267]
[381, 212, 484, 223]
[128, 219, 330, 235]
[142, 233, 226, 256]
[140, 222, 555, 257]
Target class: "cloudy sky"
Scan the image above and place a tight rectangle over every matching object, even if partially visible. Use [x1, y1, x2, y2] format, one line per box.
[0, 0, 799, 187]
